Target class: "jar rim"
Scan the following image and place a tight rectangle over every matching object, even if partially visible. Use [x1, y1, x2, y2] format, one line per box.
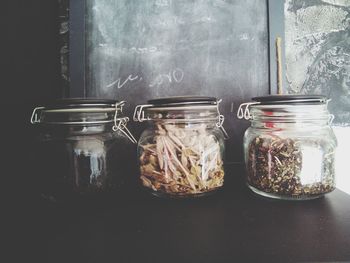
[249, 104, 333, 124]
[250, 104, 328, 110]
[144, 104, 220, 122]
[42, 107, 116, 113]
[147, 96, 217, 107]
[145, 104, 219, 112]
[43, 98, 118, 109]
[251, 95, 327, 105]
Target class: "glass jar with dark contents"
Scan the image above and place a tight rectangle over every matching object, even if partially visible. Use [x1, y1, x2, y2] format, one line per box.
[31, 99, 136, 202]
[134, 96, 227, 198]
[237, 95, 337, 200]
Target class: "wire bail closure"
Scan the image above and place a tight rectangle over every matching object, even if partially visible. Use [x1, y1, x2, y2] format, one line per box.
[113, 101, 137, 144]
[237, 102, 260, 120]
[134, 99, 229, 139]
[216, 99, 229, 140]
[30, 107, 45, 124]
[328, 114, 335, 125]
[133, 104, 153, 122]
[30, 101, 137, 144]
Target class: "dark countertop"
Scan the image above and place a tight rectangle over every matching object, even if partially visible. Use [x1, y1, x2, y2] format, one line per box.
[7, 165, 350, 263]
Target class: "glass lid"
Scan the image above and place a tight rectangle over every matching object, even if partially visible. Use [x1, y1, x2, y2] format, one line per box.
[251, 95, 327, 105]
[147, 96, 217, 107]
[42, 98, 118, 112]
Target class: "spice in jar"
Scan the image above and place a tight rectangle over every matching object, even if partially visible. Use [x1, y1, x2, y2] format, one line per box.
[246, 135, 335, 197]
[139, 123, 224, 196]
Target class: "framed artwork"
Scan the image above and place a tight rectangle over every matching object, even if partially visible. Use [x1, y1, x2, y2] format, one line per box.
[268, 0, 350, 125]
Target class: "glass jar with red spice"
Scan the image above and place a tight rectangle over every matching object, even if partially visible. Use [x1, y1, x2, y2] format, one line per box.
[237, 95, 337, 200]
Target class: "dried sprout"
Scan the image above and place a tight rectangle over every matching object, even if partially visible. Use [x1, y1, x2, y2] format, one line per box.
[140, 124, 224, 196]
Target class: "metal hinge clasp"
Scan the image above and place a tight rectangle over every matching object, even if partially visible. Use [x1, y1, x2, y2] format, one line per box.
[30, 107, 45, 124]
[113, 101, 137, 144]
[216, 99, 229, 140]
[237, 102, 260, 120]
[113, 117, 137, 144]
[133, 104, 153, 122]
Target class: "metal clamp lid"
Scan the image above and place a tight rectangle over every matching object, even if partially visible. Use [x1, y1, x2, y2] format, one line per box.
[30, 101, 137, 144]
[237, 95, 330, 120]
[237, 97, 334, 124]
[251, 95, 328, 105]
[133, 98, 229, 139]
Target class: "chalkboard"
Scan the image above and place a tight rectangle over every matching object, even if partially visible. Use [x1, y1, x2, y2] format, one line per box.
[67, 0, 270, 163]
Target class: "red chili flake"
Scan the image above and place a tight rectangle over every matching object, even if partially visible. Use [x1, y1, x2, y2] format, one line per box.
[264, 111, 274, 128]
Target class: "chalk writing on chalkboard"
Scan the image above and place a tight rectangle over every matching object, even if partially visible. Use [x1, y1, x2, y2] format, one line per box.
[149, 68, 184, 87]
[107, 74, 140, 89]
[78, 0, 269, 162]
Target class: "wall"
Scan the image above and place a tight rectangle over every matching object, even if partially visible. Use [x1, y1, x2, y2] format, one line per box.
[4, 1, 62, 198]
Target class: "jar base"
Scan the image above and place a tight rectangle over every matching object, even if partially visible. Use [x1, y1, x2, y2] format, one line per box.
[144, 187, 222, 199]
[247, 185, 326, 201]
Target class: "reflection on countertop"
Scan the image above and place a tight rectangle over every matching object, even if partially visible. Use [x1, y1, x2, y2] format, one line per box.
[334, 125, 350, 195]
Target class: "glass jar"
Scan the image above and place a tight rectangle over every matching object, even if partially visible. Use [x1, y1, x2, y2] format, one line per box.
[134, 96, 227, 198]
[237, 95, 337, 200]
[31, 99, 136, 202]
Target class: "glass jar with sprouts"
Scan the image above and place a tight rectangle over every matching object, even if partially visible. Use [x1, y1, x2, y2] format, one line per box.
[134, 96, 227, 198]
